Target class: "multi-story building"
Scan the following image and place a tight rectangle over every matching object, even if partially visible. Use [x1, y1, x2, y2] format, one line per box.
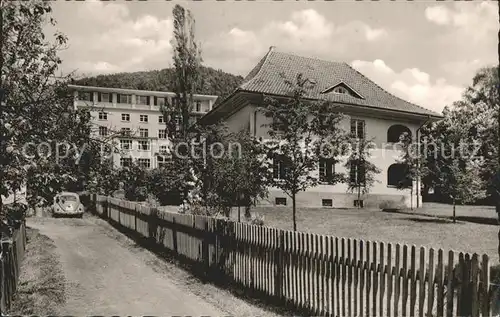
[70, 85, 218, 169]
[198, 48, 443, 208]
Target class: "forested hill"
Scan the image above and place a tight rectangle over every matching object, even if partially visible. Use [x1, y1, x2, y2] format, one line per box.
[73, 66, 244, 104]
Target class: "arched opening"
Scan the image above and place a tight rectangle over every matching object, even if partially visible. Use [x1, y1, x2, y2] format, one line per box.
[387, 163, 412, 188]
[387, 125, 412, 143]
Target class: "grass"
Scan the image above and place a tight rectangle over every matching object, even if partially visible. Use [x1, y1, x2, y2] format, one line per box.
[235, 204, 498, 260]
[9, 228, 66, 315]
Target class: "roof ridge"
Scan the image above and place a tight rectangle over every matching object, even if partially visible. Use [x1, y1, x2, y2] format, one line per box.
[343, 62, 440, 116]
[240, 47, 275, 89]
[272, 49, 344, 65]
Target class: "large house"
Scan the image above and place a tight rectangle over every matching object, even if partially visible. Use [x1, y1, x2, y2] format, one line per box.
[70, 85, 218, 169]
[198, 47, 442, 208]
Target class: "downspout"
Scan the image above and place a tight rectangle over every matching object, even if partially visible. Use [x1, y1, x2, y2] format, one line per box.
[415, 115, 431, 208]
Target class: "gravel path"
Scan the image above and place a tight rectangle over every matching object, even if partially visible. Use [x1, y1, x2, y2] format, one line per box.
[26, 216, 227, 316]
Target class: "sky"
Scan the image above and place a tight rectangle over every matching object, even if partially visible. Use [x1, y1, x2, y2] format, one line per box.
[49, 0, 497, 114]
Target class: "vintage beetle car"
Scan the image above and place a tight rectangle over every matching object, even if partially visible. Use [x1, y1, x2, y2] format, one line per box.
[52, 192, 84, 218]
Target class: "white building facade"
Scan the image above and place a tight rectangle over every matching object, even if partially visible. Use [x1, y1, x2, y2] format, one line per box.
[70, 85, 218, 169]
[198, 48, 442, 209]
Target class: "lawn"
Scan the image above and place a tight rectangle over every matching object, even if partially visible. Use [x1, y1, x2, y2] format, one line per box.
[229, 203, 498, 261]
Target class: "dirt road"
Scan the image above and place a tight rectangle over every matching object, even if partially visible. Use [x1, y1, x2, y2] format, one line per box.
[26, 216, 229, 316]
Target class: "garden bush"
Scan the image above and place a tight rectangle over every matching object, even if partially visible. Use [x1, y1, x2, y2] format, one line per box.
[379, 200, 406, 211]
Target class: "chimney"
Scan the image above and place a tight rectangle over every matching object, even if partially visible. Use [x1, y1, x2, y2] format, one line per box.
[269, 46, 276, 52]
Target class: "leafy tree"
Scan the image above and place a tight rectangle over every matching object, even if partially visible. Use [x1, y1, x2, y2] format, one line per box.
[147, 167, 183, 206]
[234, 132, 271, 219]
[344, 137, 381, 208]
[463, 67, 499, 210]
[120, 163, 150, 202]
[440, 158, 486, 223]
[197, 125, 270, 218]
[169, 4, 202, 138]
[0, 0, 71, 213]
[421, 103, 487, 221]
[0, 0, 126, 212]
[260, 73, 347, 231]
[154, 4, 205, 212]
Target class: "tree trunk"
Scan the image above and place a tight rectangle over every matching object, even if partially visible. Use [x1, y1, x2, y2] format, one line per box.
[410, 187, 413, 210]
[357, 185, 361, 209]
[292, 192, 297, 231]
[452, 198, 456, 223]
[245, 205, 251, 219]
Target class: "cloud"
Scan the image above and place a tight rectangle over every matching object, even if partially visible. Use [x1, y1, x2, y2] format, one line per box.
[203, 9, 388, 76]
[351, 59, 464, 113]
[59, 0, 173, 75]
[424, 2, 496, 86]
[365, 27, 388, 42]
[425, 2, 496, 39]
[425, 6, 451, 25]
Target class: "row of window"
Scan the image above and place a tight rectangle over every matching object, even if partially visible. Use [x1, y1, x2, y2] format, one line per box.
[98, 113, 186, 126]
[119, 156, 169, 168]
[275, 118, 411, 143]
[274, 118, 366, 138]
[98, 112, 150, 123]
[98, 126, 169, 139]
[273, 158, 411, 187]
[79, 91, 207, 112]
[336, 120, 412, 143]
[119, 139, 151, 151]
[273, 157, 359, 184]
[118, 140, 170, 152]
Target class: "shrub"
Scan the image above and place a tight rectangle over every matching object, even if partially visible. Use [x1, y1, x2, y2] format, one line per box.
[3, 203, 26, 229]
[379, 200, 406, 211]
[78, 191, 91, 208]
[248, 212, 265, 226]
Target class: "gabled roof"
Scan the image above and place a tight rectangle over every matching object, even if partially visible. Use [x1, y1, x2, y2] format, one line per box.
[238, 48, 441, 117]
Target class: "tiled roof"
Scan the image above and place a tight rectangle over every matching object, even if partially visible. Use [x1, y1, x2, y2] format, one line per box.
[238, 48, 441, 117]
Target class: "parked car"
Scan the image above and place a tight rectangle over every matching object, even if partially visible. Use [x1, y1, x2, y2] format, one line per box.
[52, 192, 84, 218]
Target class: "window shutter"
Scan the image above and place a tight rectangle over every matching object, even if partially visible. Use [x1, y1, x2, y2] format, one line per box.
[357, 120, 365, 139]
[280, 159, 287, 179]
[358, 162, 366, 185]
[350, 163, 357, 184]
[328, 160, 335, 178]
[273, 158, 279, 179]
[350, 120, 356, 137]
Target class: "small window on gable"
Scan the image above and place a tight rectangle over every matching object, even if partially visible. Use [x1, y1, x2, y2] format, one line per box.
[321, 82, 363, 99]
[333, 86, 348, 94]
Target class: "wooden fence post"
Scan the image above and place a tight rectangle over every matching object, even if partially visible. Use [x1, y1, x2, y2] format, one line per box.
[275, 230, 284, 302]
[201, 219, 209, 282]
[479, 254, 490, 316]
[172, 217, 178, 256]
[0, 246, 5, 314]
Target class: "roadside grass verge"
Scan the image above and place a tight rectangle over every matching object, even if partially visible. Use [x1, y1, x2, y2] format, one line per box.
[9, 227, 66, 315]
